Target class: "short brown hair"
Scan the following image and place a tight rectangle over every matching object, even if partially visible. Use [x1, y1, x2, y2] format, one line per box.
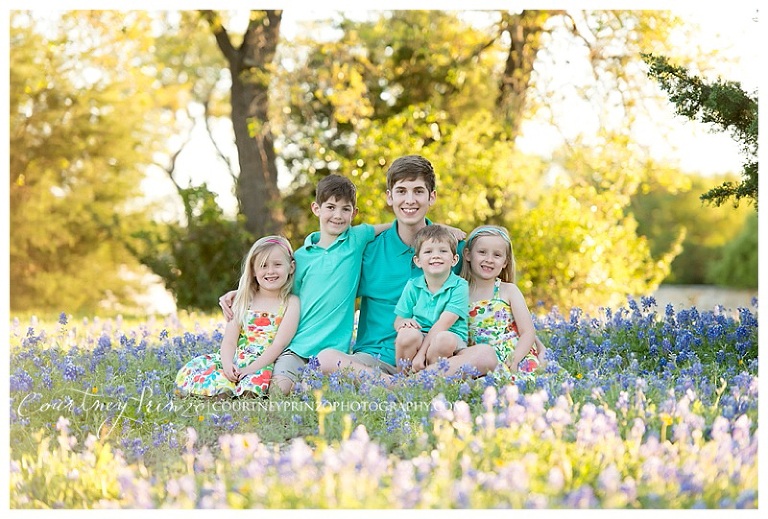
[316, 174, 357, 206]
[413, 224, 457, 256]
[386, 155, 436, 193]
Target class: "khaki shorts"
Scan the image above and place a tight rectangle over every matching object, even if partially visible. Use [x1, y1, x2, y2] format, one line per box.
[350, 351, 398, 375]
[272, 350, 309, 384]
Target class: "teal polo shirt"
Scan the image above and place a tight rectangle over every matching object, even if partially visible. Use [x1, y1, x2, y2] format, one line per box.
[354, 219, 465, 365]
[394, 272, 469, 341]
[288, 224, 376, 358]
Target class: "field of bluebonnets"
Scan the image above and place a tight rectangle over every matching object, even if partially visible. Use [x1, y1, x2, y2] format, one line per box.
[9, 297, 758, 508]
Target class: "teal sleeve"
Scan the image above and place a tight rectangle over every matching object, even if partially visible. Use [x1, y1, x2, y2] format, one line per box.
[445, 281, 469, 318]
[394, 280, 415, 318]
[352, 223, 376, 249]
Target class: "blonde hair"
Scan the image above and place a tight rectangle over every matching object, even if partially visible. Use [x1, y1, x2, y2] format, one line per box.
[460, 225, 515, 289]
[231, 235, 295, 326]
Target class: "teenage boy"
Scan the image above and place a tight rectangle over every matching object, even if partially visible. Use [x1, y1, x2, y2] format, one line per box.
[220, 174, 391, 394]
[394, 225, 469, 372]
[317, 155, 499, 379]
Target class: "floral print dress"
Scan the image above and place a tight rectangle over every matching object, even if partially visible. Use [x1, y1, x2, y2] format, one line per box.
[468, 278, 539, 380]
[175, 305, 285, 397]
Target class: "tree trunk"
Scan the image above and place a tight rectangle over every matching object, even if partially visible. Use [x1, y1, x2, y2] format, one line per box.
[203, 10, 284, 237]
[497, 10, 550, 139]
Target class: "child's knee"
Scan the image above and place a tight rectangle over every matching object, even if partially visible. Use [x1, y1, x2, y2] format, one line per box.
[428, 332, 458, 360]
[317, 349, 342, 374]
[396, 329, 422, 354]
[270, 376, 294, 396]
[475, 344, 500, 373]
[396, 328, 422, 345]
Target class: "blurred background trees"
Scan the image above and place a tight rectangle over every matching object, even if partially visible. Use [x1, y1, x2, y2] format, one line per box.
[9, 12, 163, 312]
[9, 9, 757, 314]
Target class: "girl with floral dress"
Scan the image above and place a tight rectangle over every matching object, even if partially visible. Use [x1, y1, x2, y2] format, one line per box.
[175, 236, 300, 397]
[460, 225, 546, 381]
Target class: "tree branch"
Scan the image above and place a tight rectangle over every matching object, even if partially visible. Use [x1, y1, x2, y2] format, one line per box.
[202, 96, 238, 183]
[200, 10, 237, 64]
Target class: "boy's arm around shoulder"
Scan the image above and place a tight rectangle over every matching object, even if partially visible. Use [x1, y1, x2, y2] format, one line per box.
[371, 221, 393, 236]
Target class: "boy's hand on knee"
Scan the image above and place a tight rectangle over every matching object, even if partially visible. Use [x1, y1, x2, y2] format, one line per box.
[412, 353, 426, 372]
[396, 318, 420, 331]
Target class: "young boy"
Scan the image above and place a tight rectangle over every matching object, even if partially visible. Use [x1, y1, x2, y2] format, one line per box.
[220, 174, 391, 394]
[393, 224, 469, 372]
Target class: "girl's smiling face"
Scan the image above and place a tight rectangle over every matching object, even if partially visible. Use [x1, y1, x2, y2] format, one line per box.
[466, 235, 509, 280]
[254, 247, 295, 292]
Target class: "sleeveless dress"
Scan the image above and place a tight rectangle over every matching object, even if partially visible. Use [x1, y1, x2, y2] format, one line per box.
[468, 278, 539, 380]
[175, 304, 285, 397]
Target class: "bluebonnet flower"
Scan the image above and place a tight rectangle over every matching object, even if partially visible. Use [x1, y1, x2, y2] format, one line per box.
[641, 295, 656, 310]
[58, 312, 68, 325]
[10, 368, 34, 392]
[61, 361, 84, 382]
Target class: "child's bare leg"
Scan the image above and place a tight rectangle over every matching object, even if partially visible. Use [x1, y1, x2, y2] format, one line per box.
[425, 331, 460, 366]
[534, 335, 547, 370]
[395, 328, 423, 373]
[424, 343, 498, 377]
[317, 349, 392, 383]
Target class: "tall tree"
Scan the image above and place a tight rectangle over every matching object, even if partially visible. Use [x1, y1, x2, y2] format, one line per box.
[200, 10, 284, 237]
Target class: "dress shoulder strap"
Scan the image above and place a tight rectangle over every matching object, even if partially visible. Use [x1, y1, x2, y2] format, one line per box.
[277, 300, 287, 318]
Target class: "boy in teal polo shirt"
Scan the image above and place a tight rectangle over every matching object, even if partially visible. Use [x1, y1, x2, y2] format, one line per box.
[394, 224, 469, 372]
[219, 174, 391, 394]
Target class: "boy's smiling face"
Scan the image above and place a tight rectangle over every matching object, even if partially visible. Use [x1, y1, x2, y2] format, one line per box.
[386, 178, 436, 226]
[413, 238, 458, 276]
[311, 196, 358, 237]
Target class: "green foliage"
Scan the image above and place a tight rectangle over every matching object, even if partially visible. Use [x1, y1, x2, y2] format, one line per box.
[9, 13, 163, 312]
[706, 212, 758, 289]
[642, 53, 758, 208]
[131, 185, 254, 311]
[630, 172, 753, 285]
[515, 186, 676, 313]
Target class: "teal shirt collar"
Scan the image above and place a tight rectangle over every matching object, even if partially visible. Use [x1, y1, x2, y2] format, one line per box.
[412, 271, 462, 296]
[304, 227, 351, 249]
[385, 218, 433, 256]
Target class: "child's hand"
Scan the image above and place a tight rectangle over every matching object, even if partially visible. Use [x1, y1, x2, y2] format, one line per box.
[236, 363, 258, 381]
[396, 319, 421, 331]
[412, 353, 426, 372]
[444, 225, 466, 242]
[218, 290, 237, 321]
[221, 362, 239, 384]
[504, 356, 518, 373]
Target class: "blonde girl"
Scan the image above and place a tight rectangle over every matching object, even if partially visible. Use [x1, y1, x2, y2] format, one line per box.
[175, 236, 300, 397]
[460, 225, 546, 380]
